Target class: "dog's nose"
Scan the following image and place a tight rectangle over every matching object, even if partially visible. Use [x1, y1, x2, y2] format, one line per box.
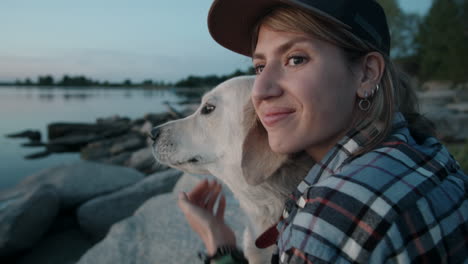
[149, 127, 161, 141]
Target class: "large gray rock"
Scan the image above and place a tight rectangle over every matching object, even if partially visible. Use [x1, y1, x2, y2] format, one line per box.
[423, 110, 468, 141]
[77, 169, 183, 239]
[77, 174, 247, 264]
[18, 161, 144, 209]
[15, 228, 94, 264]
[0, 185, 59, 256]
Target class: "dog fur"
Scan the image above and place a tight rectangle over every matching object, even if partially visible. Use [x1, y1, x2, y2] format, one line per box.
[152, 76, 313, 263]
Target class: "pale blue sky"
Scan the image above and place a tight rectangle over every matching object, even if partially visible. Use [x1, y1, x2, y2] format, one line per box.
[0, 0, 433, 83]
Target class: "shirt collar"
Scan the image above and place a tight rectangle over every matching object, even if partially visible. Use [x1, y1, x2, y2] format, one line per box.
[291, 112, 407, 201]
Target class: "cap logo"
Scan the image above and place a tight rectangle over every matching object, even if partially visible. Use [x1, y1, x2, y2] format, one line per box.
[354, 13, 382, 47]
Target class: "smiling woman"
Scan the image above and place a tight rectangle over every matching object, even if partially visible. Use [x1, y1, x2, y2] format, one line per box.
[175, 0, 468, 263]
[251, 27, 361, 161]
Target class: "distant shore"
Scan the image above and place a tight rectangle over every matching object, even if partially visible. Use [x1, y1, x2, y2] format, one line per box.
[0, 67, 254, 89]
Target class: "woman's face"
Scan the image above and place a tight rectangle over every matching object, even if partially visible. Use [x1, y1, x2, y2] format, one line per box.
[252, 25, 360, 161]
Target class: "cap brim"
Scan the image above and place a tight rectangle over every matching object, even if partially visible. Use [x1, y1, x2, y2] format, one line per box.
[207, 0, 349, 57]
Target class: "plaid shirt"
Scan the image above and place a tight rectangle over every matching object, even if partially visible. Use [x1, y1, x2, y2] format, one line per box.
[273, 112, 468, 264]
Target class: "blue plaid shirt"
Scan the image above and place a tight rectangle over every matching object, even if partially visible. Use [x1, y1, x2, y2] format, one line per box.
[274, 112, 468, 263]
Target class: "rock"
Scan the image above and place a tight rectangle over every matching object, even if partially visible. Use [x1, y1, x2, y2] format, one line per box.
[22, 141, 46, 147]
[109, 135, 145, 155]
[81, 133, 145, 161]
[47, 133, 104, 152]
[447, 103, 468, 113]
[24, 150, 51, 160]
[96, 115, 130, 125]
[421, 80, 454, 91]
[144, 112, 174, 126]
[77, 174, 246, 264]
[103, 151, 132, 166]
[139, 121, 153, 136]
[131, 118, 146, 127]
[15, 228, 94, 264]
[18, 161, 144, 209]
[47, 122, 130, 141]
[454, 89, 468, 103]
[80, 142, 110, 161]
[423, 110, 468, 141]
[417, 90, 456, 106]
[125, 147, 164, 173]
[5, 130, 41, 141]
[0, 185, 59, 256]
[77, 169, 183, 240]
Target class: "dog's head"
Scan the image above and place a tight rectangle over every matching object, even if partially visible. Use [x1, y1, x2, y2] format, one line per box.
[152, 75, 312, 185]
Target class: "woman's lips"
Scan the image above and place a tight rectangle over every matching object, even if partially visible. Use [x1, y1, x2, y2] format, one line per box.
[261, 108, 296, 127]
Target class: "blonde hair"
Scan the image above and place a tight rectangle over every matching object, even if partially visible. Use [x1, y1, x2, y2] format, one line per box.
[252, 6, 434, 155]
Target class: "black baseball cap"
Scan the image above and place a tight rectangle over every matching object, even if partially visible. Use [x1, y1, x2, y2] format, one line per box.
[208, 0, 391, 56]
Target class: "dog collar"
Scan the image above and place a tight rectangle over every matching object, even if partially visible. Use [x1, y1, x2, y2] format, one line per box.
[255, 216, 283, 249]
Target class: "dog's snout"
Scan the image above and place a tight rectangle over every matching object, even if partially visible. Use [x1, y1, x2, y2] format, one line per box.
[149, 127, 161, 141]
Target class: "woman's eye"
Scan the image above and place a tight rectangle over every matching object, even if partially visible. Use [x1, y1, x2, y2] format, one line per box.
[201, 103, 215, 115]
[287, 56, 306, 66]
[254, 65, 265, 75]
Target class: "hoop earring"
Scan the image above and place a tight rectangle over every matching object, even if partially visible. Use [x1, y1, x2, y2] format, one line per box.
[372, 84, 380, 97]
[359, 91, 371, 111]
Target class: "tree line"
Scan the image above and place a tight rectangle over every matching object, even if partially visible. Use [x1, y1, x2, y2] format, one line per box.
[12, 75, 171, 88]
[8, 67, 255, 88]
[380, 0, 467, 84]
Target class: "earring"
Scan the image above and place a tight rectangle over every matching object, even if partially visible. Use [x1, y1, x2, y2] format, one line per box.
[359, 91, 371, 111]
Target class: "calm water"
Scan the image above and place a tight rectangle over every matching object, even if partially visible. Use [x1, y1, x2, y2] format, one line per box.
[0, 85, 195, 191]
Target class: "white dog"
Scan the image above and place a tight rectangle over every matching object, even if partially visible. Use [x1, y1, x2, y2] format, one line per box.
[151, 76, 313, 263]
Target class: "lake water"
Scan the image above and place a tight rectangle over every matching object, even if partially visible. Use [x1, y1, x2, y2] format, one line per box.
[0, 85, 199, 191]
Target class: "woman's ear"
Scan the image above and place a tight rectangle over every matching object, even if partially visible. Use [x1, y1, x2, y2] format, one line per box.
[240, 99, 288, 186]
[356, 52, 385, 97]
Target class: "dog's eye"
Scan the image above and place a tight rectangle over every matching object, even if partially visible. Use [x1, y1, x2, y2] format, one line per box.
[201, 103, 215, 115]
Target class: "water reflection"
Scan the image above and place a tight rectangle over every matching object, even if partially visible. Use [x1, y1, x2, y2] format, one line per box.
[0, 85, 190, 190]
[38, 93, 55, 101]
[63, 93, 93, 100]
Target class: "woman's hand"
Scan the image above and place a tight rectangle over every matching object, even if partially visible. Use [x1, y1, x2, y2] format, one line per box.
[177, 179, 237, 255]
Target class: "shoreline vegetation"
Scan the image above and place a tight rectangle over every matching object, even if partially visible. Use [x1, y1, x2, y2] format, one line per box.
[0, 67, 255, 89]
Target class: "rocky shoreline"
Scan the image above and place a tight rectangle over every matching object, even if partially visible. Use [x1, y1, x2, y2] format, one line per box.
[1, 85, 467, 263]
[6, 102, 190, 173]
[1, 103, 208, 263]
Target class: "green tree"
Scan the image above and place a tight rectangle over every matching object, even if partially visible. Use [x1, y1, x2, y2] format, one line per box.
[378, 0, 420, 58]
[123, 79, 132, 86]
[38, 75, 54, 85]
[417, 0, 468, 83]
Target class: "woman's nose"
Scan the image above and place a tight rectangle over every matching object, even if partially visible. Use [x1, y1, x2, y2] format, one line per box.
[251, 66, 283, 101]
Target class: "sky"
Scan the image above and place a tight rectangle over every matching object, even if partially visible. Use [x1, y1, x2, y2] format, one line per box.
[0, 0, 433, 83]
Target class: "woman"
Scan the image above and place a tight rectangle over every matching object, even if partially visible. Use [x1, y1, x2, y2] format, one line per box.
[178, 0, 468, 263]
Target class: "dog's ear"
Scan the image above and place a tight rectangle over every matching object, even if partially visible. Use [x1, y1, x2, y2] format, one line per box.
[241, 100, 289, 186]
